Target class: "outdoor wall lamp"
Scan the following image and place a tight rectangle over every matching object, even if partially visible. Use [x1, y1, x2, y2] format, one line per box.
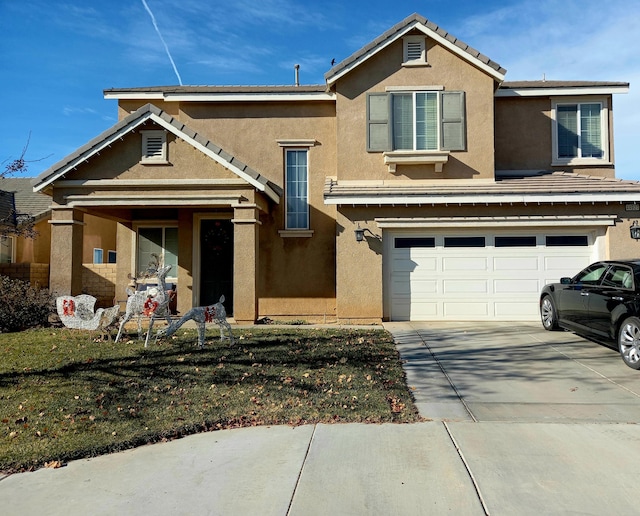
[631, 221, 640, 241]
[354, 223, 379, 242]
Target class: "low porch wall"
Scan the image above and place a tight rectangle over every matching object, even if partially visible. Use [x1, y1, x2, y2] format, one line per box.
[82, 263, 117, 308]
[0, 263, 49, 288]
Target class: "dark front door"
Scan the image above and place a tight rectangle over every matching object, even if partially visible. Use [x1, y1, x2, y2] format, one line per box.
[200, 219, 233, 314]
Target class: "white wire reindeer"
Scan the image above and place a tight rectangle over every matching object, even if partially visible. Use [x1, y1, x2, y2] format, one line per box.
[115, 259, 174, 347]
[156, 295, 234, 348]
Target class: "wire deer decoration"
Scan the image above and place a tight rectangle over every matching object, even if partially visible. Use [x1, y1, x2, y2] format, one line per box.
[156, 295, 234, 348]
[115, 256, 174, 347]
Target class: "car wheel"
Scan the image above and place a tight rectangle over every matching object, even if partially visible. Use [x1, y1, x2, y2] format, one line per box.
[540, 296, 559, 330]
[619, 317, 640, 370]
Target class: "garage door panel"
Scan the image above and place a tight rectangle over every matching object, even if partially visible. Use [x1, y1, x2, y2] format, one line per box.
[443, 257, 488, 271]
[494, 279, 539, 293]
[388, 230, 594, 321]
[444, 279, 487, 293]
[494, 256, 539, 271]
[545, 256, 591, 271]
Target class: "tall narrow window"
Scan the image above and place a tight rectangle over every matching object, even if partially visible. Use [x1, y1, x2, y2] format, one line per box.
[137, 226, 178, 276]
[93, 248, 104, 264]
[285, 149, 309, 230]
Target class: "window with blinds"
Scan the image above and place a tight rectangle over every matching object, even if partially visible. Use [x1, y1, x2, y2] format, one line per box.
[367, 90, 465, 152]
[553, 100, 607, 164]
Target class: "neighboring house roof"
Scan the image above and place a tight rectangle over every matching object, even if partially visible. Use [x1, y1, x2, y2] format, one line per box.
[324, 172, 640, 205]
[498, 80, 630, 97]
[0, 177, 50, 219]
[325, 12, 507, 85]
[33, 103, 281, 203]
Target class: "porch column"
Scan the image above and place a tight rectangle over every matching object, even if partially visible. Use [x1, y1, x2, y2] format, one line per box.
[49, 207, 84, 296]
[232, 205, 260, 324]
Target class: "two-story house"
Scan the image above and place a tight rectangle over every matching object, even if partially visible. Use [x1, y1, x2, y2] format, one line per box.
[32, 13, 639, 324]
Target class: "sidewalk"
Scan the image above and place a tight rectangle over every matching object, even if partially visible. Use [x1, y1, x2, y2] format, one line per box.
[2, 323, 640, 515]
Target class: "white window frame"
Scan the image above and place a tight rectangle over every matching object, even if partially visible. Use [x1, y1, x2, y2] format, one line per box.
[551, 97, 610, 166]
[0, 235, 14, 264]
[277, 140, 316, 237]
[284, 148, 310, 231]
[107, 250, 117, 263]
[141, 130, 168, 164]
[403, 35, 427, 66]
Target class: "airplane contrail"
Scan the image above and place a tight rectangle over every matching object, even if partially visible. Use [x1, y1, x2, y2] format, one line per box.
[141, 0, 183, 85]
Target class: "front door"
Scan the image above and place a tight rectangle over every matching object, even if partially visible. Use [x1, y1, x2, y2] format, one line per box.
[200, 219, 233, 314]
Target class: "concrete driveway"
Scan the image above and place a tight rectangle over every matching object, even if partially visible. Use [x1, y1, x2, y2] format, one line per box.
[385, 321, 640, 423]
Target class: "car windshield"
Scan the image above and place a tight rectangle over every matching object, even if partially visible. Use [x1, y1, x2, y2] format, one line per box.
[573, 264, 609, 285]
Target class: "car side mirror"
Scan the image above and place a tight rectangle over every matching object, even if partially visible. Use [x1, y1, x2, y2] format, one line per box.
[560, 277, 572, 284]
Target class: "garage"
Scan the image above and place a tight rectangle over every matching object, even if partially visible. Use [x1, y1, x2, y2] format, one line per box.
[385, 228, 598, 321]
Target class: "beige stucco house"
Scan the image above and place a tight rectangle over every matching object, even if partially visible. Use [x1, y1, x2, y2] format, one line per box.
[32, 13, 639, 323]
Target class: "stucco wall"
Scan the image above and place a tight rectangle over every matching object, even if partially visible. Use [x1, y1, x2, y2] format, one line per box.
[495, 95, 616, 177]
[334, 36, 497, 181]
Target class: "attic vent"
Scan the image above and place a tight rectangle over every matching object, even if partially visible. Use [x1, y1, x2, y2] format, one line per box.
[141, 130, 167, 163]
[403, 36, 426, 65]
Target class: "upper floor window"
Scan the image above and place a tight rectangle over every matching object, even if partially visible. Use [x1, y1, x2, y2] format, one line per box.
[285, 149, 309, 230]
[141, 130, 168, 163]
[552, 100, 609, 165]
[93, 248, 103, 264]
[0, 236, 13, 263]
[367, 90, 466, 152]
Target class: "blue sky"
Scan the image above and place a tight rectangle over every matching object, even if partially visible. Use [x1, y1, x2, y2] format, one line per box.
[1, 0, 638, 179]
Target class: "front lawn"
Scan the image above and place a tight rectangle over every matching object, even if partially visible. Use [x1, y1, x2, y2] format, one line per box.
[0, 326, 421, 473]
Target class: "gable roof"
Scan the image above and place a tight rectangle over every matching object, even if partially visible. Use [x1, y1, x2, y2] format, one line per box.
[33, 103, 281, 203]
[325, 13, 506, 86]
[324, 172, 640, 206]
[0, 178, 51, 218]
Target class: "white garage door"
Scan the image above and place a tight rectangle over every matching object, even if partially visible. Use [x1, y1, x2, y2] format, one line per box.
[387, 231, 595, 321]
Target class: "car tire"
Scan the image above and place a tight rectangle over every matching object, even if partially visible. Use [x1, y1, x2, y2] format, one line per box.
[618, 317, 640, 370]
[540, 296, 559, 331]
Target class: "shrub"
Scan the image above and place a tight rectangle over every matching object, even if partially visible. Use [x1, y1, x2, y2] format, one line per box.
[0, 275, 54, 332]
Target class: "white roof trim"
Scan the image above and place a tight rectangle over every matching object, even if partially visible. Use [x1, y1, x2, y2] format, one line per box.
[496, 85, 629, 97]
[63, 194, 245, 208]
[104, 92, 336, 102]
[55, 179, 248, 188]
[375, 215, 617, 228]
[324, 193, 640, 206]
[327, 20, 505, 86]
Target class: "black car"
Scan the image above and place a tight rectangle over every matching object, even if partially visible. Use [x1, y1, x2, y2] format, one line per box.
[540, 260, 640, 369]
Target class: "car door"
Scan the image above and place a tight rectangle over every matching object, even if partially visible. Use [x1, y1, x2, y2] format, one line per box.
[587, 264, 635, 339]
[556, 263, 610, 330]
